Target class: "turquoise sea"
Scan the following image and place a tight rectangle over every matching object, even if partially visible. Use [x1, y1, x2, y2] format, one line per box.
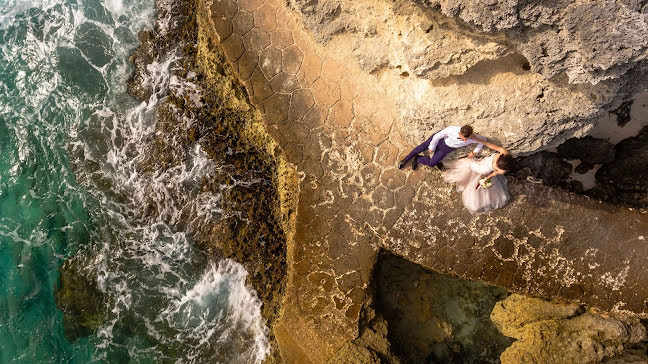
[0, 0, 268, 362]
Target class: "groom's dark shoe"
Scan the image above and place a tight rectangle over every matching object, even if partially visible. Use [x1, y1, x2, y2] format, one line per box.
[398, 158, 408, 169]
[436, 162, 445, 170]
[412, 155, 422, 171]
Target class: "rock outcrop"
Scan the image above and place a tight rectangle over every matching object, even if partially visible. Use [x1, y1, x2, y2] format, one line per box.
[511, 125, 648, 207]
[414, 0, 648, 83]
[603, 343, 648, 364]
[205, 0, 648, 362]
[591, 126, 648, 207]
[287, 0, 648, 153]
[491, 294, 648, 364]
[328, 306, 402, 364]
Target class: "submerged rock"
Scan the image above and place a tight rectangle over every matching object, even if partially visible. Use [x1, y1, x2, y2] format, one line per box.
[55, 258, 108, 341]
[491, 295, 648, 364]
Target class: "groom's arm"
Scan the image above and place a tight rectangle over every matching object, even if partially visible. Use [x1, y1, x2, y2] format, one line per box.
[428, 127, 449, 152]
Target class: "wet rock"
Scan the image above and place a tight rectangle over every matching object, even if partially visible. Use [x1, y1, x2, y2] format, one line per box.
[491, 295, 648, 364]
[512, 151, 572, 186]
[575, 161, 594, 174]
[557, 136, 615, 165]
[592, 126, 648, 208]
[55, 257, 108, 341]
[612, 100, 634, 127]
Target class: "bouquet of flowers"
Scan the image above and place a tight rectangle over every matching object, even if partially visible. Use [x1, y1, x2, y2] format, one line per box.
[478, 177, 493, 189]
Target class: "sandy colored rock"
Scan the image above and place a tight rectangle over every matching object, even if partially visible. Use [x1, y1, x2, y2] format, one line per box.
[288, 0, 648, 153]
[204, 0, 648, 362]
[492, 294, 648, 364]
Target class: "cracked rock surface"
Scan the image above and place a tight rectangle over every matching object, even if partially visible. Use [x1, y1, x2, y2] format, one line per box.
[206, 0, 648, 362]
[288, 0, 648, 154]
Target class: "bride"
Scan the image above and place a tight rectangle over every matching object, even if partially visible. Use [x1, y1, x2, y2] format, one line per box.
[442, 139, 513, 214]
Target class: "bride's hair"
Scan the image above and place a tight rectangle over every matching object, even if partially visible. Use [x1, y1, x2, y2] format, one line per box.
[497, 154, 513, 170]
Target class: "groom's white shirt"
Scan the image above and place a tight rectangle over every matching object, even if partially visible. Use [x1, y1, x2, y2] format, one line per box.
[428, 125, 485, 153]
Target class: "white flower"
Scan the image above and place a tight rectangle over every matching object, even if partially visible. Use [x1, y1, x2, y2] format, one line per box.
[479, 177, 493, 189]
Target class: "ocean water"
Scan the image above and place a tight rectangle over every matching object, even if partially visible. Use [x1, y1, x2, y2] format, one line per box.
[0, 0, 268, 362]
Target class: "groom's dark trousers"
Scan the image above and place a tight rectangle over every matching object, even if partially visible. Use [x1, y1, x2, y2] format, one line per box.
[403, 133, 456, 168]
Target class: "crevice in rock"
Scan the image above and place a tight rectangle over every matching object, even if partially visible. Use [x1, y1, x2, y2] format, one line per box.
[427, 53, 532, 87]
[369, 251, 513, 363]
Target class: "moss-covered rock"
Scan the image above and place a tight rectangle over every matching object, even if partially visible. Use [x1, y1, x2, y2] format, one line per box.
[55, 258, 107, 341]
[373, 253, 512, 363]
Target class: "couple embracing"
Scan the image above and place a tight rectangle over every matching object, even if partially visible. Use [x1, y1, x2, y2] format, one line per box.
[399, 125, 513, 214]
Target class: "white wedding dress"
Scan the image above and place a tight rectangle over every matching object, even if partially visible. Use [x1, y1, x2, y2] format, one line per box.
[442, 155, 511, 214]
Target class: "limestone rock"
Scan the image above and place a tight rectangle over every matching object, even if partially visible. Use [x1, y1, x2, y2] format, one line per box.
[328, 307, 402, 364]
[206, 0, 648, 362]
[491, 295, 648, 364]
[413, 0, 648, 85]
[602, 343, 648, 364]
[287, 0, 648, 155]
[490, 294, 581, 338]
[374, 253, 512, 363]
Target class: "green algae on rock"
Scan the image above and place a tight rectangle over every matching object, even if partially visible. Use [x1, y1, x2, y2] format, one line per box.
[55, 258, 108, 341]
[57, 0, 297, 361]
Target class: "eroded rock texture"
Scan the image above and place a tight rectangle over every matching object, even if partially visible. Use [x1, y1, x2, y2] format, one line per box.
[492, 294, 648, 364]
[288, 0, 648, 153]
[55, 257, 108, 341]
[203, 0, 648, 362]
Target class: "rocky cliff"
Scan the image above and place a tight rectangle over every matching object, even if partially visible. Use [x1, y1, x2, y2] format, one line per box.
[287, 0, 648, 153]
[203, 0, 648, 362]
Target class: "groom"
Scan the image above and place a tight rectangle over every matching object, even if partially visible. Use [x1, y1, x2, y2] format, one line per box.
[398, 125, 485, 170]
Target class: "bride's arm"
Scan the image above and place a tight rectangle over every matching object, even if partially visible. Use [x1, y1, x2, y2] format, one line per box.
[485, 170, 506, 180]
[476, 169, 506, 189]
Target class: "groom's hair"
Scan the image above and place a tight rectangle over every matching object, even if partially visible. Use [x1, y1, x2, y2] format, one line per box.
[497, 154, 514, 170]
[460, 125, 473, 138]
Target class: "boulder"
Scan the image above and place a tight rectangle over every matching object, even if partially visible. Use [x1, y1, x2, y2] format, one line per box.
[491, 295, 648, 364]
[512, 152, 572, 186]
[557, 136, 615, 165]
[592, 126, 648, 207]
